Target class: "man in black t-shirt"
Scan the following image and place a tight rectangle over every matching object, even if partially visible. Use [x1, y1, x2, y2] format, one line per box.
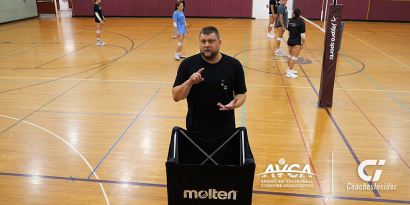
[172, 26, 247, 133]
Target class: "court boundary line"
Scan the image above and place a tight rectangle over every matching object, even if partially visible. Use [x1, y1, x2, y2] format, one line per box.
[298, 64, 382, 197]
[0, 115, 110, 204]
[263, 23, 327, 205]
[2, 172, 410, 204]
[87, 87, 162, 180]
[304, 27, 410, 170]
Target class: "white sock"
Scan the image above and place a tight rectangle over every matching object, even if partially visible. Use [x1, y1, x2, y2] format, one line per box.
[178, 52, 181, 55]
[175, 53, 178, 56]
[276, 49, 280, 52]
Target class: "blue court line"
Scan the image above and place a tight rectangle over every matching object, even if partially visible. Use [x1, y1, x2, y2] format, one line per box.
[36, 110, 184, 118]
[392, 94, 410, 97]
[339, 54, 410, 112]
[2, 172, 410, 204]
[241, 22, 246, 127]
[298, 64, 381, 197]
[87, 87, 162, 180]
[308, 28, 410, 112]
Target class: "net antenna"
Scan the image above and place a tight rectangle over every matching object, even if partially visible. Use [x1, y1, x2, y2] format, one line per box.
[321, 0, 325, 21]
[323, 0, 329, 28]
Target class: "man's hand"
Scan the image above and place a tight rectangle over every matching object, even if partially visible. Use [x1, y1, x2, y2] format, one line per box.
[188, 68, 204, 85]
[217, 98, 239, 111]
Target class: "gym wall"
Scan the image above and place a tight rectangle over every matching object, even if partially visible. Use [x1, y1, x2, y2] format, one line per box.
[294, 0, 410, 21]
[0, 0, 38, 24]
[72, 0, 252, 18]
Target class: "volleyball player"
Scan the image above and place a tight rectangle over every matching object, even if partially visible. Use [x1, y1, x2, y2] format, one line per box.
[173, 2, 188, 60]
[275, 0, 288, 56]
[267, 0, 279, 39]
[286, 8, 306, 78]
[173, 0, 186, 39]
[94, 0, 106, 46]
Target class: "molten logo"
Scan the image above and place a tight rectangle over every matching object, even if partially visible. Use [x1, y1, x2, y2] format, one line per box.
[183, 189, 237, 200]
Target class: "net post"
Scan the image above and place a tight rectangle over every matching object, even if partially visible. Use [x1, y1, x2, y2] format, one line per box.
[317, 4, 344, 108]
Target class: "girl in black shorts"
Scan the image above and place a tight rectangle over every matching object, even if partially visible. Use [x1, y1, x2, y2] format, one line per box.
[267, 0, 279, 39]
[286, 8, 306, 78]
[94, 0, 106, 46]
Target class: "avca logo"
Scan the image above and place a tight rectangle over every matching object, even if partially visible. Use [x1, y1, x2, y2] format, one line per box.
[257, 158, 315, 188]
[183, 189, 237, 200]
[258, 158, 316, 178]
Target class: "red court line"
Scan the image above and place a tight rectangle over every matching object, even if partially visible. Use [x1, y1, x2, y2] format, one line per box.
[303, 45, 410, 171]
[263, 23, 326, 205]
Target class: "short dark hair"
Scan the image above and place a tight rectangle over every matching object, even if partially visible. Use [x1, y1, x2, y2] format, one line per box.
[199, 26, 220, 40]
[175, 2, 183, 10]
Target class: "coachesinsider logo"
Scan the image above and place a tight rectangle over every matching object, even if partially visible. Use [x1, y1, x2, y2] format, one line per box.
[257, 158, 315, 188]
[347, 160, 397, 191]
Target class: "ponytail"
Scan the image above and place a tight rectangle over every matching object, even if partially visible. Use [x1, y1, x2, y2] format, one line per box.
[293, 8, 302, 27]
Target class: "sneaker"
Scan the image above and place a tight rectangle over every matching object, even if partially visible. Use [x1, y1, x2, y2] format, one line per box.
[172, 36, 177, 39]
[286, 73, 298, 78]
[178, 53, 186, 58]
[174, 54, 180, 61]
[275, 50, 285, 56]
[287, 69, 298, 74]
[267, 33, 275, 39]
[96, 41, 106, 46]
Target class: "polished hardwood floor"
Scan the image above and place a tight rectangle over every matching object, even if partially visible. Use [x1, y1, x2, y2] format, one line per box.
[0, 12, 409, 204]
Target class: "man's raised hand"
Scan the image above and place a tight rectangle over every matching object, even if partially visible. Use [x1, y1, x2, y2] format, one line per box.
[188, 68, 205, 85]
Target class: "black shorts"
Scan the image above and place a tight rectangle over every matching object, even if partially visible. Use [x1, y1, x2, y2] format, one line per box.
[269, 6, 278, 15]
[287, 39, 302, 46]
[95, 18, 100, 23]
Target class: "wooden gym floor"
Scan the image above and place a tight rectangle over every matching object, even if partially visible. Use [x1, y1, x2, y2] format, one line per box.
[0, 14, 409, 204]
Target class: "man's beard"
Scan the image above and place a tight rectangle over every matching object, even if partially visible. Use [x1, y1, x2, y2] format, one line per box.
[200, 49, 219, 60]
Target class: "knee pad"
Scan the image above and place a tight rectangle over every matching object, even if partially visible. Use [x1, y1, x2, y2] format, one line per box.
[291, 56, 298, 61]
[288, 55, 293, 59]
[178, 42, 183, 46]
[269, 24, 274, 28]
[277, 37, 282, 41]
[97, 30, 101, 34]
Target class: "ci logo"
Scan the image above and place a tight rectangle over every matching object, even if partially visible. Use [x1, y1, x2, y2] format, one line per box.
[358, 160, 385, 181]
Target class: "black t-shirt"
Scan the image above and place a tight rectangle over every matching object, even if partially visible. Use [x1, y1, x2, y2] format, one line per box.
[173, 53, 247, 133]
[269, 0, 279, 14]
[288, 18, 306, 40]
[93, 4, 103, 22]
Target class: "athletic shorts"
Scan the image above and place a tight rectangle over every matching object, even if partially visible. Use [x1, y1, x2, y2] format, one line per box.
[177, 26, 186, 35]
[287, 38, 302, 46]
[95, 18, 101, 23]
[269, 6, 278, 15]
